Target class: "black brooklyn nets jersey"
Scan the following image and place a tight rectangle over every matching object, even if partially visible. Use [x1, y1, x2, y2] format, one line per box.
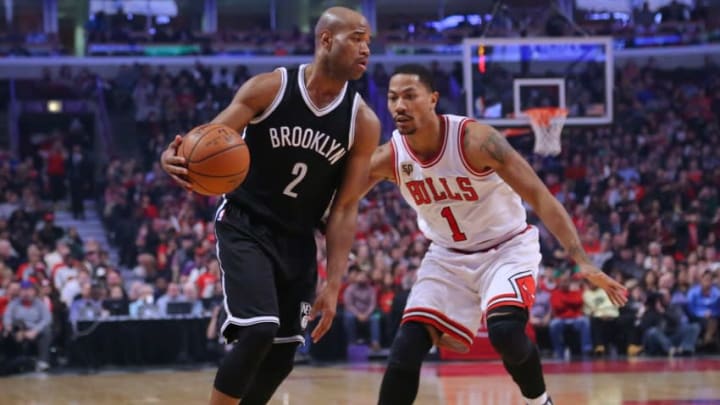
[225, 64, 361, 234]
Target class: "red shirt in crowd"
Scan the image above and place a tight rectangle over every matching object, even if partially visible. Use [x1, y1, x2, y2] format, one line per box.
[550, 287, 584, 319]
[47, 152, 65, 176]
[196, 272, 217, 298]
[378, 289, 395, 314]
[0, 296, 8, 324]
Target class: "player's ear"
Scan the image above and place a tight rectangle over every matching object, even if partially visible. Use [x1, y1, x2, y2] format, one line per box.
[430, 91, 439, 111]
[320, 30, 333, 50]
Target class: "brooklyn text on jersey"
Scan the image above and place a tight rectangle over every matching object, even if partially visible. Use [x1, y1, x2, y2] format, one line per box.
[269, 126, 347, 165]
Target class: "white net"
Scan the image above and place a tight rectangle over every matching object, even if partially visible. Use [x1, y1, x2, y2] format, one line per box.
[526, 108, 567, 157]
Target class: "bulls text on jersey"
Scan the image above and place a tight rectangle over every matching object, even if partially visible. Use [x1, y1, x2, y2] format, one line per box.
[404, 176, 479, 205]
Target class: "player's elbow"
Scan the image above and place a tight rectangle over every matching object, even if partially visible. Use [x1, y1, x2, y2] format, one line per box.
[330, 200, 360, 221]
[327, 195, 359, 224]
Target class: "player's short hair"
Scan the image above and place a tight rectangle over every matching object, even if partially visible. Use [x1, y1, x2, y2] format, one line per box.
[392, 64, 435, 93]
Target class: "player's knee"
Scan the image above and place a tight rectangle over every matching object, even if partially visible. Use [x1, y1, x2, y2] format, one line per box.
[263, 343, 297, 381]
[487, 307, 533, 365]
[387, 322, 434, 371]
[214, 323, 279, 398]
[239, 343, 299, 405]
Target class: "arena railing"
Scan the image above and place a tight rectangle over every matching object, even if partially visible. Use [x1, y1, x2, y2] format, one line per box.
[1, 42, 720, 80]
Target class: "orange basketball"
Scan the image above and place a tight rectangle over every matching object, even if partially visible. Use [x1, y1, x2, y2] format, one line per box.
[179, 123, 250, 196]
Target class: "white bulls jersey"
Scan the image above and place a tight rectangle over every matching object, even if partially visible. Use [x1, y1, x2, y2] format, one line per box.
[391, 114, 527, 251]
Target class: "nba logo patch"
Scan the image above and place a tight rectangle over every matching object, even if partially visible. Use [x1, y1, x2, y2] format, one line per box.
[300, 302, 312, 330]
[401, 162, 414, 176]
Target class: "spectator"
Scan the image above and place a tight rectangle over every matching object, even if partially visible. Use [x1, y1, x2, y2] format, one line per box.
[640, 291, 701, 356]
[102, 285, 129, 316]
[0, 239, 21, 271]
[156, 282, 184, 316]
[44, 140, 67, 204]
[66, 145, 92, 220]
[37, 212, 64, 250]
[549, 272, 592, 358]
[128, 284, 160, 318]
[377, 272, 397, 346]
[530, 284, 553, 354]
[2, 281, 53, 371]
[181, 282, 204, 316]
[0, 281, 21, 329]
[687, 270, 720, 350]
[343, 271, 381, 352]
[584, 280, 621, 355]
[69, 282, 104, 322]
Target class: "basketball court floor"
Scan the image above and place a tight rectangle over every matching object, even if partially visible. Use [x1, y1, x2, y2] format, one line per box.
[1, 358, 719, 404]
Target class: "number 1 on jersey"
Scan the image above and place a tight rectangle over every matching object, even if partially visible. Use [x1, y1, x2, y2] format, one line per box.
[440, 206, 467, 242]
[283, 162, 308, 198]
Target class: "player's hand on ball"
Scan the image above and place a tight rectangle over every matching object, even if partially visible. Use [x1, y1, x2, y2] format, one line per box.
[161, 135, 193, 191]
[310, 284, 339, 343]
[579, 263, 628, 307]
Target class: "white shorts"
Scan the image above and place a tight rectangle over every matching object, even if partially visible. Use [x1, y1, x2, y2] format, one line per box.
[402, 226, 541, 351]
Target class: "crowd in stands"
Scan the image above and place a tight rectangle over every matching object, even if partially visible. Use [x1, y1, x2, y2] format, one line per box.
[2, 1, 719, 57]
[1, 52, 720, 375]
[0, 29, 65, 57]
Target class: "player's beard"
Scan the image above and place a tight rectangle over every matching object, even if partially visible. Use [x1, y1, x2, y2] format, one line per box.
[395, 116, 416, 135]
[398, 126, 417, 136]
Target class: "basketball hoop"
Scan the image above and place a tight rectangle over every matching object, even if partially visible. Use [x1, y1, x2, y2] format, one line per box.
[525, 107, 568, 157]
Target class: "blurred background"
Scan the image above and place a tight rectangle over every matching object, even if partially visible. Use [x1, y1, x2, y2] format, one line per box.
[0, 0, 719, 378]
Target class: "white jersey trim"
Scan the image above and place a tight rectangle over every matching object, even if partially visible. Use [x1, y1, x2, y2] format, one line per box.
[249, 67, 287, 124]
[390, 138, 400, 183]
[457, 118, 495, 177]
[400, 114, 448, 168]
[215, 197, 228, 221]
[215, 217, 280, 343]
[347, 93, 362, 149]
[274, 335, 306, 345]
[403, 308, 474, 345]
[298, 64, 348, 117]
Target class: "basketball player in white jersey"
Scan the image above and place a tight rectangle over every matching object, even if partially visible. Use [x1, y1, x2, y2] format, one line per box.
[367, 64, 628, 405]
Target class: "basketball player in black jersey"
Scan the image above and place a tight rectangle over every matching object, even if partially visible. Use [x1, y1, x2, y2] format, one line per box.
[161, 7, 379, 405]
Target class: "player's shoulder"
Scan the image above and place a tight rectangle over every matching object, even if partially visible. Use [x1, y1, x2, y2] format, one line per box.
[355, 97, 378, 122]
[242, 68, 287, 95]
[459, 119, 516, 167]
[458, 118, 499, 144]
[352, 98, 381, 143]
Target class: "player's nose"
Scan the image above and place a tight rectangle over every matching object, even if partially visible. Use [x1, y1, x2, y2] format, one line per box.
[359, 42, 370, 56]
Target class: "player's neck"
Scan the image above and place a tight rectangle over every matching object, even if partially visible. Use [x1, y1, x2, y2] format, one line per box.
[403, 116, 443, 160]
[303, 63, 346, 99]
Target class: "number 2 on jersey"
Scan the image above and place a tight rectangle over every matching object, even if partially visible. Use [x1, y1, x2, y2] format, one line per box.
[440, 206, 467, 242]
[283, 162, 308, 198]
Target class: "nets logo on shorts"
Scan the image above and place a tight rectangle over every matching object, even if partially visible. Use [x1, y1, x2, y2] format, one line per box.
[300, 301, 312, 330]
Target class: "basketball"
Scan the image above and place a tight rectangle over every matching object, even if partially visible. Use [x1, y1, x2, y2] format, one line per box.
[179, 123, 250, 196]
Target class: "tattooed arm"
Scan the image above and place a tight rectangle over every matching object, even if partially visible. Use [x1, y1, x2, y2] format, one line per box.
[462, 121, 627, 306]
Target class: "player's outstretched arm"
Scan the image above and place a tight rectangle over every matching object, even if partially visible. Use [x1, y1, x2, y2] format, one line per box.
[310, 102, 380, 343]
[462, 121, 628, 307]
[159, 70, 283, 188]
[360, 142, 397, 197]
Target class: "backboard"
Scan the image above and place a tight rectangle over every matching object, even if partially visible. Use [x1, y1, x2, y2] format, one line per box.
[462, 36, 614, 126]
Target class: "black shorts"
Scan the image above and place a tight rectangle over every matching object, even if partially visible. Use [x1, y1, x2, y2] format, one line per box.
[214, 199, 317, 345]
